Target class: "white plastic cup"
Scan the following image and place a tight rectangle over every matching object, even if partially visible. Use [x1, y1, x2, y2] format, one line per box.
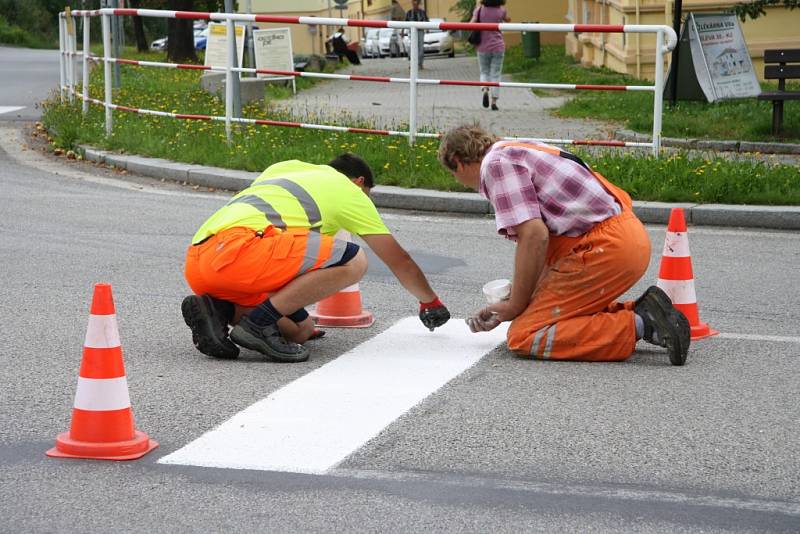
[482, 279, 511, 304]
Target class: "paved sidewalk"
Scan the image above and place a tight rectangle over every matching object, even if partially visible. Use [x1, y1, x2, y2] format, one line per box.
[274, 55, 615, 141]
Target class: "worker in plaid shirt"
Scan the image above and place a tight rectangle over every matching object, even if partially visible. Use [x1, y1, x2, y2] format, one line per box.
[438, 125, 690, 365]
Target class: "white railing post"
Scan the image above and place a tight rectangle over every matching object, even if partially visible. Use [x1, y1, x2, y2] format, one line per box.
[82, 13, 91, 114]
[225, 17, 234, 143]
[408, 26, 418, 146]
[68, 13, 77, 103]
[652, 29, 665, 157]
[58, 15, 66, 103]
[102, 13, 113, 136]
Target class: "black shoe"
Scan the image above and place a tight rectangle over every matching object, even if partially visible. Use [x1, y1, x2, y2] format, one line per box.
[482, 91, 490, 108]
[230, 316, 310, 363]
[634, 286, 691, 366]
[181, 295, 240, 359]
[491, 103, 499, 111]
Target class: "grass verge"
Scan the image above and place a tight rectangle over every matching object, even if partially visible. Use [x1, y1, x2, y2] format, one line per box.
[41, 47, 800, 204]
[504, 44, 800, 143]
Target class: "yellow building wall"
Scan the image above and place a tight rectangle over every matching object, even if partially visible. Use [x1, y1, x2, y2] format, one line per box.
[565, 0, 800, 81]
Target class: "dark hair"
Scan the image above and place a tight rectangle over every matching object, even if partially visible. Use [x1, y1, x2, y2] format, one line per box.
[328, 153, 374, 189]
[481, 0, 506, 6]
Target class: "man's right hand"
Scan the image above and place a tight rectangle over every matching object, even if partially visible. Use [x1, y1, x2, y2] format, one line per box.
[419, 298, 450, 331]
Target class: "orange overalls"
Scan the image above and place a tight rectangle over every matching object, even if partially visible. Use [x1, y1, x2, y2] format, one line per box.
[184, 226, 342, 307]
[502, 143, 651, 362]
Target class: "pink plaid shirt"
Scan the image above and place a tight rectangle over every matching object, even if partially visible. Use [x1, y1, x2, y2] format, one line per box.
[479, 141, 620, 238]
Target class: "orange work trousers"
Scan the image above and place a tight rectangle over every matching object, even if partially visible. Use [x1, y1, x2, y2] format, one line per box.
[184, 226, 340, 307]
[506, 173, 650, 362]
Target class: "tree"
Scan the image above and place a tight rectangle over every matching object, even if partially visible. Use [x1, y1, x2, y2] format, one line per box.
[166, 0, 197, 62]
[731, 0, 799, 21]
[451, 0, 476, 22]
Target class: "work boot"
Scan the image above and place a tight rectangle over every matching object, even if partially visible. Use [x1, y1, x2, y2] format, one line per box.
[634, 286, 691, 366]
[230, 316, 310, 363]
[181, 294, 240, 359]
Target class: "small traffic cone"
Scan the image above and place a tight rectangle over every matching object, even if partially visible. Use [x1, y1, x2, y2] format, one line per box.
[311, 282, 375, 328]
[47, 283, 158, 461]
[656, 208, 719, 341]
[310, 230, 375, 328]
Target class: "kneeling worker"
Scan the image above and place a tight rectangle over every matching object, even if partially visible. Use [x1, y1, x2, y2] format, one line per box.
[438, 125, 690, 365]
[182, 153, 450, 362]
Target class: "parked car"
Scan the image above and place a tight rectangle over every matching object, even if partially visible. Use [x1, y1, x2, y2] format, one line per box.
[378, 28, 406, 58]
[398, 20, 455, 58]
[360, 28, 381, 58]
[423, 27, 455, 57]
[150, 23, 208, 52]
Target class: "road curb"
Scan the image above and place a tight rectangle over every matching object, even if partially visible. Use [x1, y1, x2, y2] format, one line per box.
[81, 146, 800, 230]
[614, 129, 800, 155]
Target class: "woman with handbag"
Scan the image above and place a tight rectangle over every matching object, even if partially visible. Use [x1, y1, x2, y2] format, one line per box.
[470, 0, 510, 111]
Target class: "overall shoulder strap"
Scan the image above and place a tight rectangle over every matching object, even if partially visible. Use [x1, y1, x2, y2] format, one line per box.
[498, 141, 592, 172]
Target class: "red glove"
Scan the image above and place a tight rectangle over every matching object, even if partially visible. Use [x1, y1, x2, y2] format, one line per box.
[419, 297, 450, 331]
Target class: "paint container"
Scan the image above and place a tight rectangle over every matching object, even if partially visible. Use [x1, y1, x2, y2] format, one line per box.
[482, 279, 511, 304]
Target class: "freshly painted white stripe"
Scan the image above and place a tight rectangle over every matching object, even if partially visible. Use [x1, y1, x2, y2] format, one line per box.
[74, 376, 131, 411]
[0, 106, 24, 115]
[661, 231, 690, 258]
[84, 314, 121, 348]
[717, 333, 800, 344]
[159, 317, 509, 473]
[656, 278, 697, 305]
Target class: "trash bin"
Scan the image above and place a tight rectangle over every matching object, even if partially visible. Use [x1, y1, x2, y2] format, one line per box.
[522, 22, 540, 59]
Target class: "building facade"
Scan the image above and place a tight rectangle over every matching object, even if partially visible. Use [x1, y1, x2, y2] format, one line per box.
[565, 0, 800, 81]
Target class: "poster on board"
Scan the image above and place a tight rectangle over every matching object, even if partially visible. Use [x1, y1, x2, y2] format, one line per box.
[204, 22, 246, 74]
[253, 28, 294, 77]
[665, 13, 760, 102]
[253, 28, 296, 94]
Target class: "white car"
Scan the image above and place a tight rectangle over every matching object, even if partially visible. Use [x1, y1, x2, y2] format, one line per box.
[378, 28, 407, 58]
[423, 28, 455, 57]
[150, 23, 208, 51]
[360, 29, 381, 58]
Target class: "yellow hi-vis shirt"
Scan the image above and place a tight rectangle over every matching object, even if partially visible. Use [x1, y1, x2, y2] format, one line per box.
[192, 160, 390, 245]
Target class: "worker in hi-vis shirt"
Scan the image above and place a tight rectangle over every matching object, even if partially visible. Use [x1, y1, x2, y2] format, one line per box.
[182, 153, 451, 363]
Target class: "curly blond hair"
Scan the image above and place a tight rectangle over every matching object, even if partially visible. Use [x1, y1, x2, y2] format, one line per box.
[437, 125, 499, 171]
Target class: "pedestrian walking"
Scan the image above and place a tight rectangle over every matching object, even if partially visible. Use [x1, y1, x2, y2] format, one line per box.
[405, 0, 429, 69]
[182, 154, 450, 363]
[471, 0, 510, 110]
[438, 125, 691, 364]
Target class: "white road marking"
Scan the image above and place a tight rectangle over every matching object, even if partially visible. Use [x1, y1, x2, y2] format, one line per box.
[159, 317, 509, 473]
[0, 106, 24, 115]
[716, 332, 800, 344]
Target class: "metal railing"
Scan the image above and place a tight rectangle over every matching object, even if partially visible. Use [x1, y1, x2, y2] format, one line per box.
[59, 8, 677, 155]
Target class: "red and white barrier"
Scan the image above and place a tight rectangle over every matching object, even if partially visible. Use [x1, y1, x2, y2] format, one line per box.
[60, 9, 676, 153]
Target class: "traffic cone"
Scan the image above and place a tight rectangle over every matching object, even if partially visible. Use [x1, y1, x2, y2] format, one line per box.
[656, 208, 719, 341]
[310, 230, 375, 328]
[47, 283, 158, 461]
[311, 282, 375, 328]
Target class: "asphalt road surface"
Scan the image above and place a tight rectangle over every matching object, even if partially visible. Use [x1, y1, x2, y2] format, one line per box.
[1, 123, 798, 533]
[0, 46, 62, 121]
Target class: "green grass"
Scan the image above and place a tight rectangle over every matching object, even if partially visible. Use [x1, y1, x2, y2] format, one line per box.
[505, 44, 800, 143]
[41, 47, 800, 204]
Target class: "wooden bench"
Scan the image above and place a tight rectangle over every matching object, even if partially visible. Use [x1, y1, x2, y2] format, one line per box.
[758, 49, 800, 136]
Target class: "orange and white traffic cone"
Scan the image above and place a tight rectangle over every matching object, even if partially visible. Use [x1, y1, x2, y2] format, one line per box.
[656, 208, 719, 341]
[47, 283, 158, 461]
[311, 282, 375, 328]
[310, 230, 375, 328]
